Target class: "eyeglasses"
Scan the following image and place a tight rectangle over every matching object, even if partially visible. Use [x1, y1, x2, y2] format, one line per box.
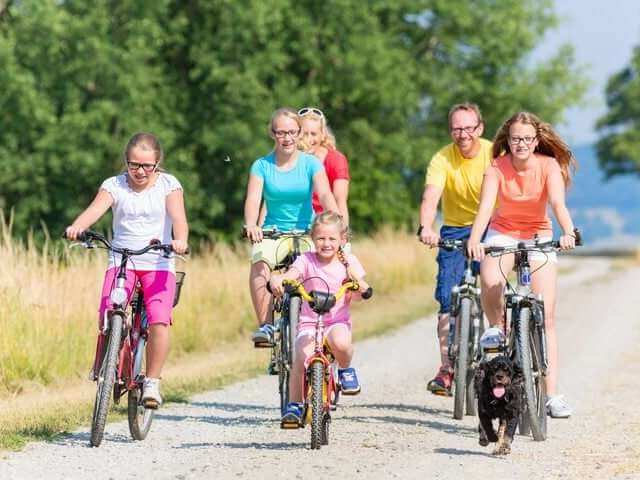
[450, 124, 480, 136]
[508, 136, 537, 145]
[272, 129, 300, 139]
[298, 107, 325, 119]
[127, 161, 157, 172]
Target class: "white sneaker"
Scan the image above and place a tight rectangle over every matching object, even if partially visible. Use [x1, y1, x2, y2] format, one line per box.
[142, 378, 162, 409]
[546, 395, 572, 418]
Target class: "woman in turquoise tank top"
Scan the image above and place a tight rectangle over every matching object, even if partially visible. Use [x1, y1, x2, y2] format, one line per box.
[244, 107, 338, 345]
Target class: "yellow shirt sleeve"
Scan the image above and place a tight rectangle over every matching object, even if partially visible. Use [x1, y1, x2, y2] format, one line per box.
[425, 152, 447, 188]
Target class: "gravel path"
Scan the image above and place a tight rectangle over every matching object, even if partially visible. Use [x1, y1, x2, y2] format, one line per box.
[2, 257, 639, 480]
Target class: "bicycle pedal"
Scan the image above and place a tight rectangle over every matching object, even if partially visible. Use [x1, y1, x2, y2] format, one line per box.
[267, 365, 279, 375]
[143, 399, 160, 410]
[253, 341, 274, 349]
[280, 421, 301, 430]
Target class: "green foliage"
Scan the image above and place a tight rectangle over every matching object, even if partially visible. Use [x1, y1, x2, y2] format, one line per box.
[596, 45, 640, 178]
[0, 0, 585, 240]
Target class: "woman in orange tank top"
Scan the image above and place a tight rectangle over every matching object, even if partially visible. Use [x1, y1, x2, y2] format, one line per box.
[467, 111, 578, 418]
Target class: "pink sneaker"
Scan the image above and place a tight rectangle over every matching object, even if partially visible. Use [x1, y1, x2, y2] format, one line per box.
[427, 366, 453, 396]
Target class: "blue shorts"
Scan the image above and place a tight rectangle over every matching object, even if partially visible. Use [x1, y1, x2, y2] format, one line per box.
[434, 225, 481, 314]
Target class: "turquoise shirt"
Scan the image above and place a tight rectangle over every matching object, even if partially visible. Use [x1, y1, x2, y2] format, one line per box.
[250, 151, 323, 231]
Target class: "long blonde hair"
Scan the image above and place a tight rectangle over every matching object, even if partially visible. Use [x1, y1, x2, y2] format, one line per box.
[298, 110, 336, 152]
[492, 111, 577, 187]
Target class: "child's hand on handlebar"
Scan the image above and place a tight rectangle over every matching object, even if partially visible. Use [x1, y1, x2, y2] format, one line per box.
[171, 239, 189, 255]
[269, 274, 285, 297]
[65, 225, 85, 241]
[355, 278, 370, 294]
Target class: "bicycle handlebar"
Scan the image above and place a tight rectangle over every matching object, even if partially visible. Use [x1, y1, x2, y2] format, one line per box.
[63, 229, 187, 256]
[437, 228, 582, 255]
[282, 279, 373, 303]
[484, 228, 583, 256]
[241, 226, 310, 240]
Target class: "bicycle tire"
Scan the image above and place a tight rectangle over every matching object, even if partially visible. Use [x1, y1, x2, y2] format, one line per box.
[465, 309, 483, 416]
[453, 297, 472, 420]
[516, 306, 547, 441]
[309, 361, 324, 450]
[530, 307, 548, 438]
[278, 319, 290, 417]
[279, 296, 301, 415]
[287, 296, 300, 362]
[90, 313, 123, 447]
[127, 388, 154, 440]
[320, 412, 330, 446]
[330, 363, 340, 410]
[127, 335, 154, 440]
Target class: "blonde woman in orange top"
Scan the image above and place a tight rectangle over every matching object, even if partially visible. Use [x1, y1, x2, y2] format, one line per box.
[467, 112, 577, 419]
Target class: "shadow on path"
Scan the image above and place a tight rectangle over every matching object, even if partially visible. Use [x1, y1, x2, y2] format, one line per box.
[189, 401, 275, 413]
[155, 412, 272, 427]
[344, 414, 475, 436]
[174, 441, 306, 451]
[52, 431, 132, 447]
[350, 402, 451, 418]
[434, 447, 496, 458]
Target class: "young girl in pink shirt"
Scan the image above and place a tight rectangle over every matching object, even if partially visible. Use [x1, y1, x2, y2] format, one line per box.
[467, 112, 578, 419]
[269, 211, 370, 426]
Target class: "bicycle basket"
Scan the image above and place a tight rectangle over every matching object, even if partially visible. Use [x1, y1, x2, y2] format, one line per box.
[173, 271, 186, 307]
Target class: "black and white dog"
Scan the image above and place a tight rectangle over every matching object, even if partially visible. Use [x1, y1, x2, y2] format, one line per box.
[474, 355, 523, 455]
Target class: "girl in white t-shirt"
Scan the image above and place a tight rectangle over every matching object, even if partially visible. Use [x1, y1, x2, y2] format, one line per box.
[66, 132, 188, 409]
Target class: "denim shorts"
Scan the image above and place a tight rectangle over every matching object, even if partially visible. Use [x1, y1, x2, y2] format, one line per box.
[434, 225, 480, 314]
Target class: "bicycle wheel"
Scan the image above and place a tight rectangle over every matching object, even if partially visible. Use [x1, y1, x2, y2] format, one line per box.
[515, 306, 547, 441]
[90, 313, 123, 447]
[465, 309, 484, 416]
[453, 297, 472, 420]
[127, 335, 154, 440]
[278, 317, 290, 417]
[279, 296, 301, 415]
[309, 361, 324, 450]
[128, 388, 154, 440]
[330, 363, 340, 410]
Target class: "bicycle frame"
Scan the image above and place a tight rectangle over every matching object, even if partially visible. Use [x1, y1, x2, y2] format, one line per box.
[302, 311, 337, 424]
[66, 229, 182, 446]
[502, 247, 549, 373]
[282, 279, 372, 449]
[449, 256, 483, 362]
[484, 229, 583, 441]
[439, 238, 485, 419]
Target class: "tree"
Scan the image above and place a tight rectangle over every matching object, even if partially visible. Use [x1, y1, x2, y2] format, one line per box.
[0, 0, 586, 241]
[596, 45, 640, 178]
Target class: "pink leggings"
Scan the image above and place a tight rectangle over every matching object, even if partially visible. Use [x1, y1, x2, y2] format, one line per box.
[98, 268, 176, 326]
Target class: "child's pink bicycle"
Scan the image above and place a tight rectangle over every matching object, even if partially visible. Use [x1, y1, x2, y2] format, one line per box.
[65, 230, 186, 447]
[281, 279, 372, 449]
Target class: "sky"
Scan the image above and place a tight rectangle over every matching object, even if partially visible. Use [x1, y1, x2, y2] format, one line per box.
[532, 0, 640, 146]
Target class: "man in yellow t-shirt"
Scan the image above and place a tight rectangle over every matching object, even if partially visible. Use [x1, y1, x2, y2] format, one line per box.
[418, 103, 493, 396]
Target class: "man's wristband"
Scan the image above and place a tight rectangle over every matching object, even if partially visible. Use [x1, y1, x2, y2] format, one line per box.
[416, 225, 424, 237]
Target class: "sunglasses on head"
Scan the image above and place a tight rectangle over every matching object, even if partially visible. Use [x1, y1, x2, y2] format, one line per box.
[298, 107, 325, 119]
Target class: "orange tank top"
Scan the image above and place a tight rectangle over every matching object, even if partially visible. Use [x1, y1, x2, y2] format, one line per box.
[489, 154, 562, 239]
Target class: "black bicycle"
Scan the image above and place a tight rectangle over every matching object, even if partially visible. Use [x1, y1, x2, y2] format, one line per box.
[484, 229, 582, 441]
[254, 227, 311, 416]
[438, 239, 485, 420]
[65, 230, 186, 447]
